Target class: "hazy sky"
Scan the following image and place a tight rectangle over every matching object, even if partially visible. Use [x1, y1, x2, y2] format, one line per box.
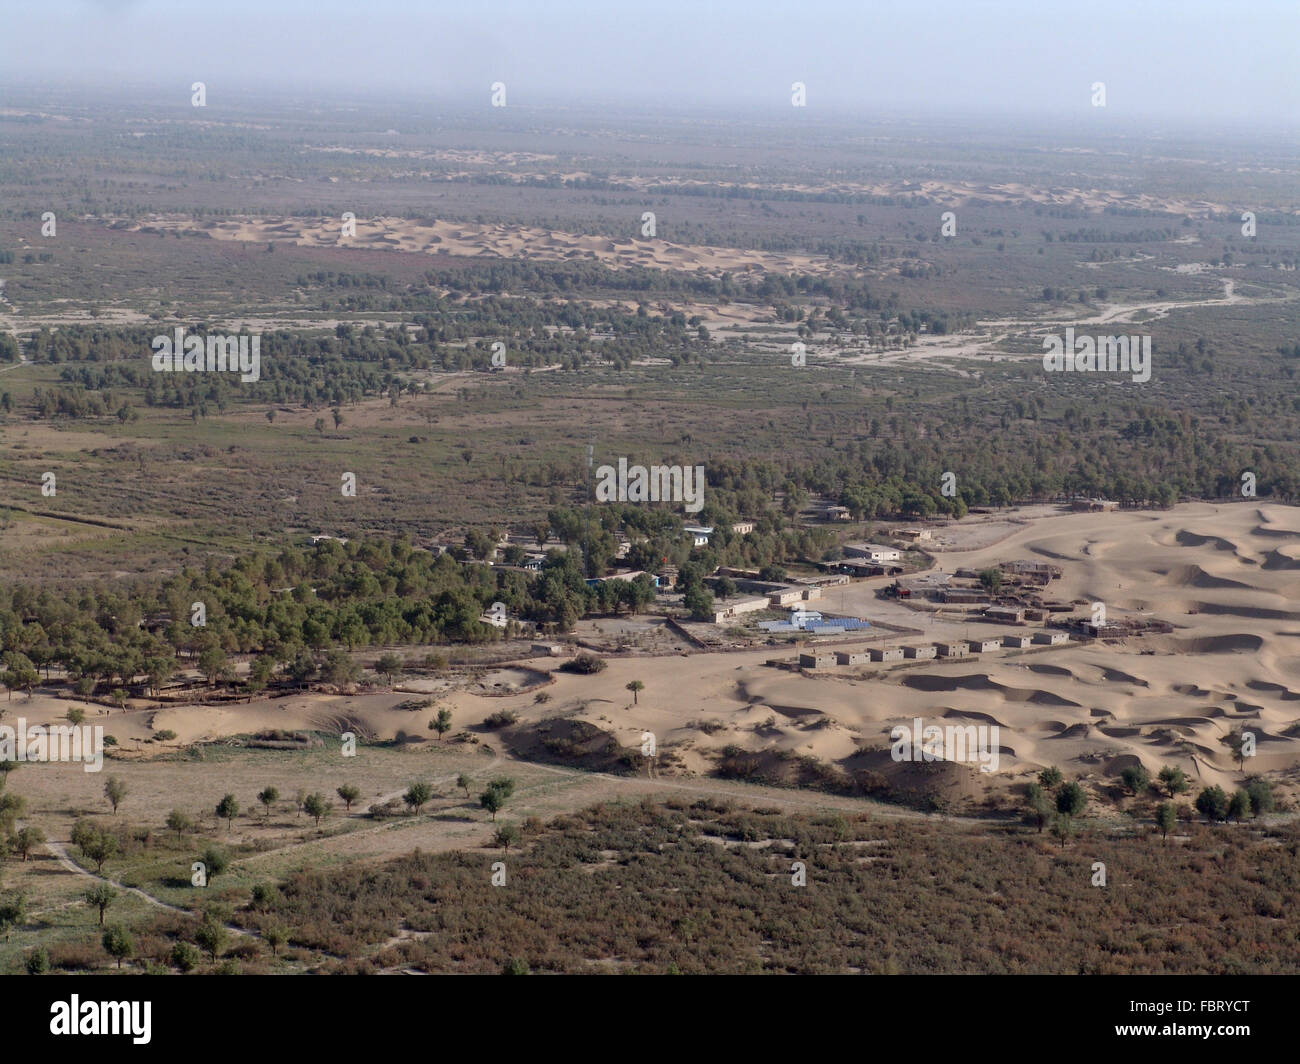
[2, 0, 1297, 126]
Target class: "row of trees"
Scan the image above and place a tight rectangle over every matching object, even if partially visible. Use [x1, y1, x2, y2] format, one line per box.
[1022, 764, 1276, 844]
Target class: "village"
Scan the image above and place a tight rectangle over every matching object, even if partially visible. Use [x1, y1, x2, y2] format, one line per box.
[450, 497, 1169, 677]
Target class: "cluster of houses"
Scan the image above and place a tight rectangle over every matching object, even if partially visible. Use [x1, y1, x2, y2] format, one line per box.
[892, 559, 1071, 625]
[798, 629, 1070, 670]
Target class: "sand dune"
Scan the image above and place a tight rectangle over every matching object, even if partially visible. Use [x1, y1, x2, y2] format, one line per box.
[126, 214, 837, 276]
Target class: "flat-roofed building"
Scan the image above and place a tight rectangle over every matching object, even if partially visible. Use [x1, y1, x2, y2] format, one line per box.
[844, 543, 902, 563]
[968, 638, 1002, 653]
[936, 641, 970, 657]
[799, 652, 837, 670]
[835, 650, 870, 666]
[1033, 631, 1069, 645]
[712, 596, 771, 625]
[902, 644, 937, 660]
[769, 587, 805, 607]
[869, 647, 905, 663]
[1003, 634, 1034, 648]
[983, 604, 1025, 624]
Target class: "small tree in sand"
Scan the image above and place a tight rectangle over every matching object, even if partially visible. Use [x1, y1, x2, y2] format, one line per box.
[1158, 764, 1189, 798]
[403, 782, 432, 815]
[336, 784, 360, 812]
[626, 680, 644, 705]
[303, 793, 329, 826]
[104, 776, 126, 814]
[257, 787, 279, 818]
[375, 653, 402, 684]
[215, 794, 239, 832]
[429, 707, 453, 741]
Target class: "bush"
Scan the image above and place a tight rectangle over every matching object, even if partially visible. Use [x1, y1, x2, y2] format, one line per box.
[560, 653, 607, 675]
[483, 709, 519, 729]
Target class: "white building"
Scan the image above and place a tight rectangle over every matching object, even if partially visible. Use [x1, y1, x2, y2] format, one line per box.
[844, 543, 902, 563]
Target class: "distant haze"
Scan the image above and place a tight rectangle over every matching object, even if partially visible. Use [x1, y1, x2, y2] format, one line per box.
[1, 0, 1297, 128]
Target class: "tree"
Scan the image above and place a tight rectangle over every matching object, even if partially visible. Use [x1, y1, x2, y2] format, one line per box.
[1195, 785, 1228, 823]
[1227, 729, 1251, 772]
[77, 828, 118, 874]
[1055, 781, 1086, 819]
[457, 773, 471, 798]
[257, 786, 279, 817]
[0, 892, 25, 939]
[626, 680, 644, 705]
[375, 653, 402, 684]
[171, 942, 200, 973]
[1227, 789, 1251, 822]
[403, 782, 432, 815]
[429, 707, 453, 741]
[199, 846, 229, 884]
[102, 925, 133, 969]
[265, 925, 289, 957]
[314, 417, 326, 435]
[294, 789, 307, 818]
[215, 794, 240, 831]
[1245, 776, 1274, 816]
[303, 793, 329, 826]
[479, 779, 514, 822]
[682, 585, 715, 621]
[1155, 802, 1176, 841]
[336, 784, 360, 812]
[104, 776, 127, 814]
[85, 883, 117, 926]
[321, 650, 360, 687]
[25, 947, 50, 975]
[1120, 764, 1149, 797]
[331, 407, 343, 430]
[977, 568, 1003, 593]
[11, 826, 44, 861]
[1158, 764, 1189, 797]
[0, 792, 25, 834]
[166, 809, 193, 842]
[1050, 814, 1074, 848]
[1022, 783, 1053, 834]
[494, 823, 521, 851]
[198, 645, 229, 686]
[1038, 766, 1063, 789]
[195, 918, 226, 964]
